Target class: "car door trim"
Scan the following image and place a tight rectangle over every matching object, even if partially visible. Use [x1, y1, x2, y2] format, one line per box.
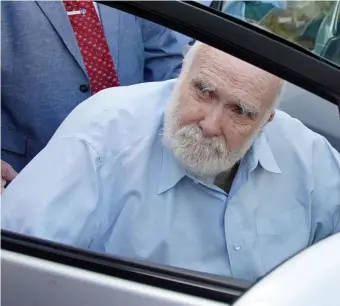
[1, 230, 250, 304]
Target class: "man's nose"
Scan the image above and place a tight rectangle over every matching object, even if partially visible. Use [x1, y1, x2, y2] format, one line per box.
[199, 107, 223, 138]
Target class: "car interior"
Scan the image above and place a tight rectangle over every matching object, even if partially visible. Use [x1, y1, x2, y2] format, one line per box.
[2, 1, 340, 305]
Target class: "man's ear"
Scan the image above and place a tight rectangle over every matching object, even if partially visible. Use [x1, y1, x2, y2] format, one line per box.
[260, 111, 275, 132]
[267, 111, 275, 123]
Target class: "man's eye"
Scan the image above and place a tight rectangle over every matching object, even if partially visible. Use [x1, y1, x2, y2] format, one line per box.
[233, 105, 246, 116]
[231, 105, 256, 120]
[197, 87, 212, 99]
[199, 88, 209, 96]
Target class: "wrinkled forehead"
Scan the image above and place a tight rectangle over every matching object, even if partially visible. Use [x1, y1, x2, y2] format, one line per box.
[189, 45, 281, 106]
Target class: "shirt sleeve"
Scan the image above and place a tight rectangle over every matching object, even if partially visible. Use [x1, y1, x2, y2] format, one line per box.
[1, 136, 102, 249]
[311, 136, 340, 242]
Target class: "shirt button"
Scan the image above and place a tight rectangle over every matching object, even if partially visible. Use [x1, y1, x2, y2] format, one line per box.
[79, 84, 89, 93]
[234, 244, 241, 251]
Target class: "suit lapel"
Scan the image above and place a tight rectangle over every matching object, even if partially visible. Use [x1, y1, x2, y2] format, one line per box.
[36, 0, 87, 76]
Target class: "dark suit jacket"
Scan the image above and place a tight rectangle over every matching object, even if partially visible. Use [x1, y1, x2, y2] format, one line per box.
[1, 1, 183, 171]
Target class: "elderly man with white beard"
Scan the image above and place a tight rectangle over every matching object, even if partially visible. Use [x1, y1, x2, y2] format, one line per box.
[2, 42, 340, 283]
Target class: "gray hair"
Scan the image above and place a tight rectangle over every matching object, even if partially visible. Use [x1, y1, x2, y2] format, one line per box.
[179, 41, 202, 79]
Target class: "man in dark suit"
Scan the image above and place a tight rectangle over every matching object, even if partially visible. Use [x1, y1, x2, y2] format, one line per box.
[1, 1, 184, 191]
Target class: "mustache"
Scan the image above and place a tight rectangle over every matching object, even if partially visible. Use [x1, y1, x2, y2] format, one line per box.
[174, 124, 228, 156]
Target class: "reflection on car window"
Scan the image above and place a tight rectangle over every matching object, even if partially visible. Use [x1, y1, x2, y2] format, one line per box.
[1, 0, 340, 289]
[216, 1, 340, 67]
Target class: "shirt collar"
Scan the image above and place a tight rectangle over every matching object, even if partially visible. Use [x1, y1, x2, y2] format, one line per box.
[157, 144, 186, 194]
[248, 131, 282, 174]
[157, 129, 281, 194]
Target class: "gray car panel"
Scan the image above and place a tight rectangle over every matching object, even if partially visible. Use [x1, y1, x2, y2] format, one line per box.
[278, 82, 340, 152]
[1, 250, 227, 306]
[234, 233, 340, 306]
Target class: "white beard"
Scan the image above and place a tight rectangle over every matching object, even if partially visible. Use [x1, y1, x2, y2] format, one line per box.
[163, 93, 260, 177]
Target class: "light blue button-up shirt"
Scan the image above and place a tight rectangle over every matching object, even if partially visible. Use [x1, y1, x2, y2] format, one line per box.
[2, 80, 340, 283]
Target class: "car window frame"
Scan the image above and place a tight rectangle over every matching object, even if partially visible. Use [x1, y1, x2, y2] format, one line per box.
[1, 230, 250, 304]
[2, 0, 340, 304]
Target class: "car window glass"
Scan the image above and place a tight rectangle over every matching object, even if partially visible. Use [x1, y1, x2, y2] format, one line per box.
[335, 4, 340, 41]
[321, 1, 340, 65]
[1, 0, 340, 291]
[215, 0, 340, 67]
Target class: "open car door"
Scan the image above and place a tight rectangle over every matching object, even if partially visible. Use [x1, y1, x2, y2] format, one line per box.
[2, 1, 340, 305]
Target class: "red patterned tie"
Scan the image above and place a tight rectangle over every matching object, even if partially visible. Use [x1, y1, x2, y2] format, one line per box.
[63, 0, 120, 94]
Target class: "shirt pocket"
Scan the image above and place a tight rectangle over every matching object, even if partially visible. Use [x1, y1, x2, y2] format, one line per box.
[256, 206, 310, 273]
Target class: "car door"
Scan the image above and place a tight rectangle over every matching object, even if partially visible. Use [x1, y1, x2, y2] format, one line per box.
[2, 1, 340, 305]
